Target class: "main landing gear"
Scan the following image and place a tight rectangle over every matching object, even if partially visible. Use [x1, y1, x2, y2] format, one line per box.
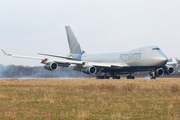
[112, 73, 121, 79]
[127, 75, 135, 79]
[96, 72, 120, 79]
[112, 75, 121, 79]
[126, 72, 135, 79]
[96, 75, 110, 79]
[150, 70, 156, 79]
[96, 72, 110, 79]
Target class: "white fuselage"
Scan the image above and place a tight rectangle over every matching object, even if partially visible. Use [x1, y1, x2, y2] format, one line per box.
[80, 46, 167, 68]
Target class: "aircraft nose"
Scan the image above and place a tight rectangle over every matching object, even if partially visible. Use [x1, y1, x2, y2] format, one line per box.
[158, 55, 168, 64]
[152, 52, 168, 66]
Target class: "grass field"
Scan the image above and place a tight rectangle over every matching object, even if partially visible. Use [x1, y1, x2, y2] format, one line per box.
[0, 78, 180, 120]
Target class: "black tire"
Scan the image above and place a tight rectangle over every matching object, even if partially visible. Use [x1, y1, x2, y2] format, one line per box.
[150, 75, 156, 79]
[150, 75, 153, 79]
[96, 76, 100, 79]
[116, 76, 120, 79]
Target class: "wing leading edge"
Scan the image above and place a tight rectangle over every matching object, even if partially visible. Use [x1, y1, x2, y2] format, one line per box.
[1, 49, 128, 69]
[1, 49, 44, 60]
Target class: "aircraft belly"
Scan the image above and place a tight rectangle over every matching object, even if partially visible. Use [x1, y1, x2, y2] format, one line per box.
[103, 66, 155, 73]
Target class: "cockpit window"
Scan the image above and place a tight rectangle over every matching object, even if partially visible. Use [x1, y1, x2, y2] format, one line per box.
[152, 48, 160, 50]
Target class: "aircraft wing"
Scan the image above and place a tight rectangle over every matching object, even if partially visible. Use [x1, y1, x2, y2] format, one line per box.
[38, 53, 75, 60]
[1, 49, 44, 60]
[54, 59, 126, 68]
[166, 58, 178, 65]
[1, 49, 128, 69]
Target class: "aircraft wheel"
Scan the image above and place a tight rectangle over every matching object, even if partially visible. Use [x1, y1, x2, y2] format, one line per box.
[97, 75, 110, 79]
[116, 76, 121, 79]
[96, 76, 100, 79]
[127, 76, 135, 79]
[150, 75, 152, 79]
[112, 76, 120, 79]
[150, 75, 156, 79]
[150, 71, 156, 79]
[150, 75, 153, 79]
[96, 76, 103, 79]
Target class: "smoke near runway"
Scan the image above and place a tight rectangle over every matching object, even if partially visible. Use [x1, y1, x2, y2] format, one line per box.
[0, 64, 89, 78]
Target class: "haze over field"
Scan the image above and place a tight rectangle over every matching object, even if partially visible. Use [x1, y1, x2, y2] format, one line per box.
[0, 0, 180, 66]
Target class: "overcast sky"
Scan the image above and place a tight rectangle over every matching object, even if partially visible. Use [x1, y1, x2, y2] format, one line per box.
[0, 0, 180, 66]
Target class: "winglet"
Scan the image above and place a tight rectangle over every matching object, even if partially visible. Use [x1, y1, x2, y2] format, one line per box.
[1, 49, 8, 55]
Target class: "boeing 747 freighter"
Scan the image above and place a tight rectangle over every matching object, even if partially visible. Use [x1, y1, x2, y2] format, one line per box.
[2, 26, 178, 79]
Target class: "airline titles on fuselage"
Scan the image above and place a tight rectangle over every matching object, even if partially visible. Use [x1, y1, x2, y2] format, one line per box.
[119, 53, 142, 61]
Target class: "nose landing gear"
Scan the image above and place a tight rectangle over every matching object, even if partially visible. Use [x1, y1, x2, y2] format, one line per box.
[150, 70, 156, 79]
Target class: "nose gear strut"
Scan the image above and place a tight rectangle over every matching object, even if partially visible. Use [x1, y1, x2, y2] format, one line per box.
[150, 70, 156, 79]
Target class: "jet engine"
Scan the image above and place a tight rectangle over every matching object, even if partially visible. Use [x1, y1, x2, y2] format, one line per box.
[82, 66, 97, 75]
[156, 68, 164, 77]
[44, 62, 58, 71]
[164, 66, 174, 75]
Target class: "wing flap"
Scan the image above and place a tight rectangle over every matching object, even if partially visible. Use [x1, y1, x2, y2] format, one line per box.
[53, 59, 83, 65]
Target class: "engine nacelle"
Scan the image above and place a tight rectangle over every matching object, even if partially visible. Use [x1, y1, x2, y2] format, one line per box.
[164, 66, 174, 75]
[156, 68, 164, 77]
[82, 66, 97, 75]
[44, 62, 58, 71]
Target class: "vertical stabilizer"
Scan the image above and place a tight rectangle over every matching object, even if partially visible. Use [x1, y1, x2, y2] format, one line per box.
[65, 26, 82, 54]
